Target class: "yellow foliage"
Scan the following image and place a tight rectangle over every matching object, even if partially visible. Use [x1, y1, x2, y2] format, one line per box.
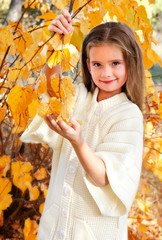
[34, 168, 47, 180]
[37, 97, 63, 118]
[0, 155, 10, 178]
[37, 74, 47, 94]
[0, 107, 6, 122]
[58, 93, 75, 121]
[28, 99, 39, 119]
[23, 218, 38, 240]
[11, 161, 33, 193]
[0, 178, 12, 211]
[26, 183, 40, 201]
[51, 76, 76, 102]
[39, 202, 44, 215]
[7, 85, 37, 127]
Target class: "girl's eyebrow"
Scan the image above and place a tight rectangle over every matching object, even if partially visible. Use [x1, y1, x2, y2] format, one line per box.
[90, 59, 124, 63]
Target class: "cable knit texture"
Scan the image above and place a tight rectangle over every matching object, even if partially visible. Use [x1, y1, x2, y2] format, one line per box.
[20, 83, 143, 240]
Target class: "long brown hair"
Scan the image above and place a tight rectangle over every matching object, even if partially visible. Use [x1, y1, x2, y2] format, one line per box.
[81, 22, 145, 111]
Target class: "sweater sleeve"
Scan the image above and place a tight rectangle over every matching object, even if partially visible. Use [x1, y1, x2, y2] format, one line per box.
[20, 93, 63, 149]
[83, 106, 144, 217]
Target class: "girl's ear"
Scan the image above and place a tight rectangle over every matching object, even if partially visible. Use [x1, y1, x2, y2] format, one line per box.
[86, 59, 91, 73]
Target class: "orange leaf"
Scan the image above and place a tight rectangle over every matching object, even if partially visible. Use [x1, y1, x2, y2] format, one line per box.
[51, 76, 75, 102]
[28, 99, 39, 119]
[7, 85, 37, 127]
[11, 161, 33, 193]
[37, 74, 47, 94]
[34, 168, 47, 180]
[23, 218, 38, 240]
[0, 107, 6, 122]
[39, 202, 44, 215]
[0, 178, 12, 211]
[37, 10, 57, 20]
[0, 155, 10, 178]
[0, 210, 3, 227]
[27, 183, 40, 201]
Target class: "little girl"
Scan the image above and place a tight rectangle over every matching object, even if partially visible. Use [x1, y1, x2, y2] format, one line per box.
[21, 9, 145, 240]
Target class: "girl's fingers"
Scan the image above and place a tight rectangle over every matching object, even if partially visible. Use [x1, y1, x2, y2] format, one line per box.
[62, 8, 71, 22]
[49, 9, 73, 35]
[45, 115, 62, 132]
[70, 117, 80, 131]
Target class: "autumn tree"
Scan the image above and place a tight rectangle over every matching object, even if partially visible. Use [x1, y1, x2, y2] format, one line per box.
[0, 0, 161, 239]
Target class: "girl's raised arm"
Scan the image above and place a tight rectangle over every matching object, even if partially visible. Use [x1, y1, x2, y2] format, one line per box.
[45, 9, 74, 97]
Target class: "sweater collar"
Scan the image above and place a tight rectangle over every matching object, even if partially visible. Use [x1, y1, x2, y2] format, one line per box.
[92, 87, 129, 109]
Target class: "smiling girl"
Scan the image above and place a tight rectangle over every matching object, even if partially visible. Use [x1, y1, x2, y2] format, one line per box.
[21, 9, 145, 240]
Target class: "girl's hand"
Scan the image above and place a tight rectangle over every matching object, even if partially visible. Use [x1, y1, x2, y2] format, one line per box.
[48, 9, 74, 35]
[45, 114, 83, 146]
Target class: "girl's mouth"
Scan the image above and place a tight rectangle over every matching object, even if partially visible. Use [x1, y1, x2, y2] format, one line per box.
[100, 79, 116, 84]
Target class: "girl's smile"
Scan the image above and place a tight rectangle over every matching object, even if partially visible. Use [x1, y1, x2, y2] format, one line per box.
[87, 44, 128, 102]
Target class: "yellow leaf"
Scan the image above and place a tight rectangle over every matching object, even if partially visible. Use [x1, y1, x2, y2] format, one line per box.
[51, 0, 67, 10]
[28, 99, 39, 119]
[43, 189, 48, 198]
[136, 199, 149, 212]
[37, 74, 47, 94]
[0, 178, 12, 211]
[11, 161, 33, 193]
[70, 21, 84, 51]
[37, 97, 63, 118]
[23, 43, 39, 64]
[0, 155, 10, 178]
[23, 218, 38, 240]
[37, 102, 51, 118]
[136, 5, 149, 24]
[47, 50, 62, 68]
[0, 107, 6, 122]
[49, 97, 63, 115]
[37, 10, 57, 20]
[49, 32, 72, 51]
[153, 168, 162, 181]
[68, 44, 79, 68]
[12, 126, 26, 134]
[7, 85, 37, 127]
[51, 76, 76, 102]
[58, 94, 75, 121]
[34, 168, 47, 180]
[27, 183, 40, 201]
[39, 202, 44, 215]
[0, 210, 3, 227]
[139, 224, 147, 233]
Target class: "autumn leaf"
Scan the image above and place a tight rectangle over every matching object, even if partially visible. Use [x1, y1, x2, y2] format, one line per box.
[23, 218, 38, 240]
[37, 73, 47, 94]
[11, 161, 33, 193]
[37, 97, 63, 118]
[26, 183, 40, 201]
[51, 76, 76, 101]
[39, 202, 45, 215]
[48, 32, 72, 51]
[28, 99, 39, 119]
[37, 10, 57, 20]
[0, 155, 10, 178]
[7, 85, 37, 127]
[0, 178, 12, 211]
[0, 210, 3, 227]
[47, 48, 71, 70]
[0, 107, 6, 122]
[57, 93, 75, 122]
[34, 168, 47, 180]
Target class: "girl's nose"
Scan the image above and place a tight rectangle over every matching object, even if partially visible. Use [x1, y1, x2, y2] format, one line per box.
[101, 65, 113, 77]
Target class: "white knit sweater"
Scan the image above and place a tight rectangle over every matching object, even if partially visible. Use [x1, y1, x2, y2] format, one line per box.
[21, 84, 144, 240]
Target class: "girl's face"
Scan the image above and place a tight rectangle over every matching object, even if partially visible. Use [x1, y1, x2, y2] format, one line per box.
[87, 44, 128, 102]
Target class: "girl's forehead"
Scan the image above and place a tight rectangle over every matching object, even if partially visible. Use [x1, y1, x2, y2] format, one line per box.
[88, 44, 124, 59]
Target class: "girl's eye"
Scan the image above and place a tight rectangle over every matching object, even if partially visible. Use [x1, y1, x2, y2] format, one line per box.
[94, 63, 101, 67]
[113, 62, 120, 66]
